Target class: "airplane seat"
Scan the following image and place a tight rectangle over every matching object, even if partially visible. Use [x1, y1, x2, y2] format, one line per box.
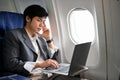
[0, 11, 24, 76]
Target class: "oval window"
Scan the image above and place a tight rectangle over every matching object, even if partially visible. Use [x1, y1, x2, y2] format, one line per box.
[68, 8, 95, 44]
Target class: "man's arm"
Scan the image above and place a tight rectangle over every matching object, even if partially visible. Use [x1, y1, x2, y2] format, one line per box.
[2, 31, 30, 76]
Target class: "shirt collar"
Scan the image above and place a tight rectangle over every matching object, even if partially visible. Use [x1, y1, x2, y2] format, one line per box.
[25, 28, 39, 41]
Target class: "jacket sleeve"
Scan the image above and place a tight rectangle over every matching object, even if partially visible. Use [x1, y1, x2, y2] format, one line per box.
[2, 31, 31, 77]
[38, 37, 61, 62]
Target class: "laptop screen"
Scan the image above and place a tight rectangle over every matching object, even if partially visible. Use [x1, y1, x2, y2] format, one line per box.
[68, 42, 91, 76]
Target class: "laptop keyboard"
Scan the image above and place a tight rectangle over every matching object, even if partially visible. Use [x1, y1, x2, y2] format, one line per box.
[45, 63, 70, 74]
[57, 65, 70, 73]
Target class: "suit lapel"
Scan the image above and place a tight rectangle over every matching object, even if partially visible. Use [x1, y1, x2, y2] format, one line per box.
[22, 29, 36, 54]
[36, 39, 47, 60]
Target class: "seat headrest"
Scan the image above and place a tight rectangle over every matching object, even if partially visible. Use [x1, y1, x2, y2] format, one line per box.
[0, 11, 24, 38]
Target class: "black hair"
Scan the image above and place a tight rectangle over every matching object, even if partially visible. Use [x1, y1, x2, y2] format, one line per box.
[23, 4, 48, 26]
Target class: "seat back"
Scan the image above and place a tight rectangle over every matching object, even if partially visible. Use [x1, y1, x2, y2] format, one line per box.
[0, 11, 24, 72]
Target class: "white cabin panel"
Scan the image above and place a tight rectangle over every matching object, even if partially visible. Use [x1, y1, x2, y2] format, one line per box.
[45, 0, 107, 80]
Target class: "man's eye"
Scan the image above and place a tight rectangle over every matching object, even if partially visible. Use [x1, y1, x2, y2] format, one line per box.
[37, 19, 42, 22]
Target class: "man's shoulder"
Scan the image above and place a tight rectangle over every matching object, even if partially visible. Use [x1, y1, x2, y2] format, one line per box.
[7, 28, 24, 34]
[5, 28, 25, 37]
[11, 28, 24, 32]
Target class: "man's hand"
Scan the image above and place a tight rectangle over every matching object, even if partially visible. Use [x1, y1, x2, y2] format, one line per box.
[37, 25, 52, 41]
[35, 59, 59, 69]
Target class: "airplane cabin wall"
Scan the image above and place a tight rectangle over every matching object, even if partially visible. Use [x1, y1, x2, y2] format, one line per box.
[45, 0, 107, 80]
[13, 0, 47, 13]
[0, 0, 47, 14]
[0, 0, 16, 12]
[103, 0, 120, 80]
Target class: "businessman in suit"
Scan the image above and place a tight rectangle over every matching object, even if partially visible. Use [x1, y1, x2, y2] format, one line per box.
[2, 5, 59, 77]
[2, 5, 80, 80]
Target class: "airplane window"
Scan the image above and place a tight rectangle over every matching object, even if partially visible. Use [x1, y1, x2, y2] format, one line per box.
[68, 9, 95, 44]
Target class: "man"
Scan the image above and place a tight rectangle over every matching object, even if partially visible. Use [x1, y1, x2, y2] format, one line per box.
[2, 5, 80, 80]
[2, 5, 59, 77]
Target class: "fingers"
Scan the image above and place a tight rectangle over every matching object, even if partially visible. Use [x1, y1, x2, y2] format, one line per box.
[36, 28, 50, 38]
[36, 59, 59, 69]
[46, 59, 59, 68]
[50, 60, 59, 68]
[42, 24, 48, 31]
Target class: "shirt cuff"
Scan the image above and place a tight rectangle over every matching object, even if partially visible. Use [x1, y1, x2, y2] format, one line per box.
[24, 62, 36, 73]
[24, 62, 45, 75]
[49, 46, 58, 53]
[49, 46, 58, 58]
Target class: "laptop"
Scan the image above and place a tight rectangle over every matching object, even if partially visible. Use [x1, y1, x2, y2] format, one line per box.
[42, 42, 91, 76]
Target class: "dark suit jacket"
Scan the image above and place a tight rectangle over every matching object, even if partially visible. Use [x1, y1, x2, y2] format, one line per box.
[2, 28, 59, 76]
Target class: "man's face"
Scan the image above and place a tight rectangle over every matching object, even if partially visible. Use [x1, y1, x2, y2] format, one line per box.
[28, 16, 46, 34]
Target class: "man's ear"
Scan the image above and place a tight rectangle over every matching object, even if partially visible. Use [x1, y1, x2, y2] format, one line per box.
[26, 16, 31, 22]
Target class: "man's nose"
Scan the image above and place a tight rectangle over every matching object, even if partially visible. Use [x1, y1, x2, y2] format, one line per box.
[40, 22, 45, 27]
